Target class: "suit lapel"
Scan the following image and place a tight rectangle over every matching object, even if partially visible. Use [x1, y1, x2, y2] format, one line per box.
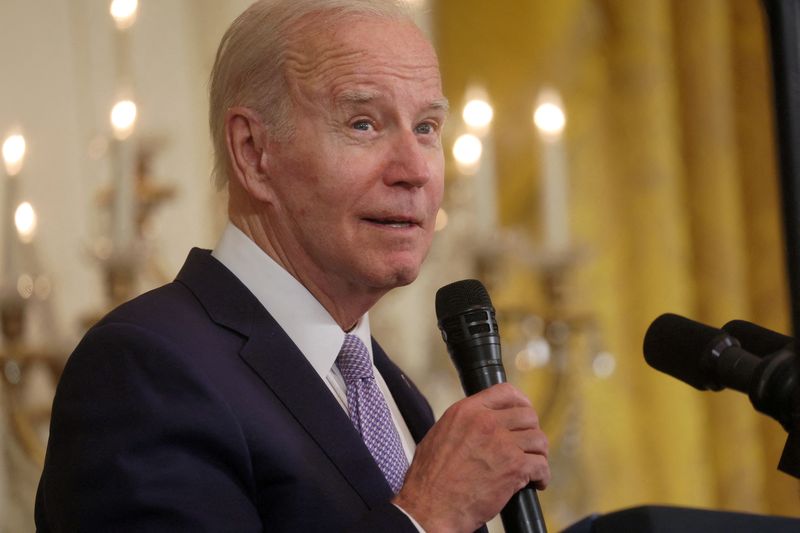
[239, 326, 396, 507]
[175, 249, 394, 508]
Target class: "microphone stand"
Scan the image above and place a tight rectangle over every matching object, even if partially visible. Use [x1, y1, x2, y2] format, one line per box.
[760, 0, 800, 478]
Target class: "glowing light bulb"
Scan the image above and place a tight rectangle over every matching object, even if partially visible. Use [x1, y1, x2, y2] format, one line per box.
[15, 201, 37, 242]
[515, 339, 551, 372]
[110, 0, 138, 29]
[452, 133, 482, 167]
[533, 88, 566, 140]
[462, 99, 494, 130]
[17, 273, 34, 299]
[2, 134, 26, 176]
[111, 100, 137, 140]
[592, 352, 616, 378]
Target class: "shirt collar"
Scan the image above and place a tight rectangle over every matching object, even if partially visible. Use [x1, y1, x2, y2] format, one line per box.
[211, 222, 373, 379]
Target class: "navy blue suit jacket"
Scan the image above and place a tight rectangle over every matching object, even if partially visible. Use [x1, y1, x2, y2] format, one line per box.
[35, 248, 437, 532]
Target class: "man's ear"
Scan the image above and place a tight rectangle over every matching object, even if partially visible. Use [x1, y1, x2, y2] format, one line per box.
[224, 106, 274, 203]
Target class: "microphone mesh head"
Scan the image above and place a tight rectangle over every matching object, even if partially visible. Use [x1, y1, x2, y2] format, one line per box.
[643, 313, 726, 390]
[722, 319, 793, 356]
[435, 279, 492, 320]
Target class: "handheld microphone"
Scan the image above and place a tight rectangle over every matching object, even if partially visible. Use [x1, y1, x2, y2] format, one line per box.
[435, 279, 547, 533]
[643, 313, 797, 429]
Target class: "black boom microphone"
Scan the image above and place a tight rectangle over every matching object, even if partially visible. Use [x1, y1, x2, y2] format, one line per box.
[435, 279, 547, 533]
[643, 313, 797, 429]
[722, 319, 794, 356]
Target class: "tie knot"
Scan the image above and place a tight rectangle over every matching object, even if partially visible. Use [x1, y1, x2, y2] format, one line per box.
[336, 334, 373, 384]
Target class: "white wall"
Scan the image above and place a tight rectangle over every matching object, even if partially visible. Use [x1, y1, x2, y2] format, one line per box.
[0, 0, 244, 349]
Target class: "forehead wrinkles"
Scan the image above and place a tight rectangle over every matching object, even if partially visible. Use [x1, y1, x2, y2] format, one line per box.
[284, 50, 442, 107]
[284, 46, 367, 89]
[282, 20, 441, 103]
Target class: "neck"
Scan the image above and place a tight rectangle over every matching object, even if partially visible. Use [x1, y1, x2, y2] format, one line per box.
[228, 203, 385, 330]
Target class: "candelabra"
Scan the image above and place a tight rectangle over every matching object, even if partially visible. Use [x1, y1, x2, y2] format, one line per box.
[443, 86, 610, 526]
[1, 133, 65, 465]
[473, 231, 605, 526]
[1, 292, 64, 465]
[82, 139, 176, 328]
[82, 0, 176, 327]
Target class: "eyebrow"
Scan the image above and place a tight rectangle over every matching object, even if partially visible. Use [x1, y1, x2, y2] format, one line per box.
[335, 90, 450, 115]
[335, 90, 381, 105]
[429, 98, 450, 114]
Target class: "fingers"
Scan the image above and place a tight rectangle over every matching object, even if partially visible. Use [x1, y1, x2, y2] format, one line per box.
[496, 427, 549, 479]
[495, 406, 540, 432]
[519, 462, 550, 492]
[502, 433, 550, 491]
[476, 387, 550, 489]
[509, 428, 548, 457]
[528, 454, 551, 490]
[477, 382, 532, 410]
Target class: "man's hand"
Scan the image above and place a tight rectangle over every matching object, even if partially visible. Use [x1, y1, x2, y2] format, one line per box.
[393, 383, 549, 532]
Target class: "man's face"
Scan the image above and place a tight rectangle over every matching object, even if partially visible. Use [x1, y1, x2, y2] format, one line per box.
[262, 15, 447, 299]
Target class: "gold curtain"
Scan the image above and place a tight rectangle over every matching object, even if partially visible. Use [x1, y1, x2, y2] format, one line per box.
[435, 0, 799, 528]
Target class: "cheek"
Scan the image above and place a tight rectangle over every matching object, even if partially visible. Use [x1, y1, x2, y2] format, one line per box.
[277, 152, 346, 218]
[432, 175, 445, 204]
[428, 161, 445, 210]
[304, 181, 356, 232]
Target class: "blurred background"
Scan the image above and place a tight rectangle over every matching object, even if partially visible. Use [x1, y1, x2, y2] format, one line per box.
[1, 0, 798, 531]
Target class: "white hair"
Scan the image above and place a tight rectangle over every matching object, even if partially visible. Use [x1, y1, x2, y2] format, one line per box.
[208, 0, 415, 189]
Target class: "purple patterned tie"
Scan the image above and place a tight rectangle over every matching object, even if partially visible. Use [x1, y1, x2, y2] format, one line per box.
[336, 334, 409, 493]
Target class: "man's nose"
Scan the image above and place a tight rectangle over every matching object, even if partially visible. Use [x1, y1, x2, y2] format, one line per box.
[383, 130, 433, 188]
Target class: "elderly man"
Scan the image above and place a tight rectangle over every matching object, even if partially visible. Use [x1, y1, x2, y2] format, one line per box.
[35, 1, 549, 531]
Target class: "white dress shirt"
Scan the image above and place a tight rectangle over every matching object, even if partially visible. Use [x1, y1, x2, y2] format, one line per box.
[211, 222, 417, 464]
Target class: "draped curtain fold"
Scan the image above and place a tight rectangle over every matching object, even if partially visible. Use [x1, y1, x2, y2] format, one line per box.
[435, 0, 799, 528]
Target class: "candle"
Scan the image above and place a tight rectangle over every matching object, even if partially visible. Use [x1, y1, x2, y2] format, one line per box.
[108, 0, 139, 253]
[110, 0, 138, 30]
[474, 132, 497, 236]
[2, 135, 26, 177]
[110, 0, 136, 93]
[534, 88, 569, 252]
[110, 100, 137, 250]
[2, 134, 26, 281]
[462, 90, 497, 237]
[14, 202, 37, 243]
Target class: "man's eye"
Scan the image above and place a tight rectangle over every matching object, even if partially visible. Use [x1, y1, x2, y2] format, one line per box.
[415, 122, 435, 135]
[352, 120, 372, 131]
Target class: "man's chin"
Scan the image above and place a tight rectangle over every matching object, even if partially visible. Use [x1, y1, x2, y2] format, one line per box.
[366, 262, 422, 291]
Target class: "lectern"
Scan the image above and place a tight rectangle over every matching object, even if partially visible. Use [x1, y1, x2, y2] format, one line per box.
[562, 505, 800, 533]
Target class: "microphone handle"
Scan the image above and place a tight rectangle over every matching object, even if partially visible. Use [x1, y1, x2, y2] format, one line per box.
[503, 489, 548, 533]
[460, 362, 548, 533]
